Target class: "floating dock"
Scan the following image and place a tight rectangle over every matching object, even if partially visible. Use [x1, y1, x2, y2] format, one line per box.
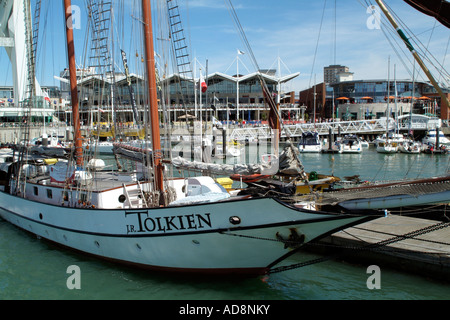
[307, 215, 450, 281]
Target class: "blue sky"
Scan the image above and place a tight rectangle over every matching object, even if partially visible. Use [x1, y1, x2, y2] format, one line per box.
[1, 0, 449, 93]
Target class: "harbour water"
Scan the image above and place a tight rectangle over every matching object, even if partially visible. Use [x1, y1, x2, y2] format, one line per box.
[0, 147, 449, 300]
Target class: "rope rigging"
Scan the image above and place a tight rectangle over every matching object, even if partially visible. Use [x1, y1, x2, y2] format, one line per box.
[358, 0, 450, 88]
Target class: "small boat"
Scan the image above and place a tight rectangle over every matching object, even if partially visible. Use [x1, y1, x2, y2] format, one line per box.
[341, 135, 363, 154]
[376, 139, 398, 153]
[422, 144, 449, 154]
[298, 131, 322, 153]
[83, 140, 114, 154]
[399, 140, 421, 154]
[360, 139, 369, 148]
[322, 138, 343, 154]
[422, 129, 450, 148]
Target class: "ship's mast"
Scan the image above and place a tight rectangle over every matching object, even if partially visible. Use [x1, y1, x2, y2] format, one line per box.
[142, 0, 164, 196]
[64, 0, 83, 167]
[375, 0, 449, 119]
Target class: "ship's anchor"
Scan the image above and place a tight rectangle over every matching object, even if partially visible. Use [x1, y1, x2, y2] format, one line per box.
[276, 228, 305, 249]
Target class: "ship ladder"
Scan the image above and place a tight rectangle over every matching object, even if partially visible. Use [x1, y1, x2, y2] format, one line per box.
[122, 181, 148, 208]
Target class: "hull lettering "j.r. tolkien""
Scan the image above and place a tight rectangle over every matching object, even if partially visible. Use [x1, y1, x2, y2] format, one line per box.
[125, 211, 212, 233]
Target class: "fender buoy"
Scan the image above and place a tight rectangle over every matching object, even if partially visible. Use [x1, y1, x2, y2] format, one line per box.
[230, 174, 271, 183]
[309, 171, 318, 181]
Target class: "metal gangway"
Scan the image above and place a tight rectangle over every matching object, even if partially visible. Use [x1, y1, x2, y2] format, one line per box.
[227, 117, 442, 141]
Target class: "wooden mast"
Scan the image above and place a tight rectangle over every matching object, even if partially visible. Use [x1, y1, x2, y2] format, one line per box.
[63, 0, 83, 167]
[142, 0, 164, 195]
[375, 0, 449, 120]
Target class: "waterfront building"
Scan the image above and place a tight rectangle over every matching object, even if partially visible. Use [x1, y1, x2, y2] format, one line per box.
[61, 69, 301, 125]
[0, 85, 63, 123]
[299, 78, 448, 122]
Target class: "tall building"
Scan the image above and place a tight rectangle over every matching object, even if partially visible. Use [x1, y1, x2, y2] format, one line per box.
[324, 65, 352, 84]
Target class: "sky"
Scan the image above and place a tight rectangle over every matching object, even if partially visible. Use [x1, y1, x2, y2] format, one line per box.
[0, 0, 449, 94]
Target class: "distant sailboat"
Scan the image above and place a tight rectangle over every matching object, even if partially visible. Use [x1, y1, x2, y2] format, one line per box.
[377, 57, 398, 154]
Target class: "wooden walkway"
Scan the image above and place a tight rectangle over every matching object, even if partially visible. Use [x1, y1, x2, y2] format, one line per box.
[310, 215, 450, 281]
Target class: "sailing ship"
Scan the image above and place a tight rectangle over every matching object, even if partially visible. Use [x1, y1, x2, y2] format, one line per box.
[0, 0, 376, 275]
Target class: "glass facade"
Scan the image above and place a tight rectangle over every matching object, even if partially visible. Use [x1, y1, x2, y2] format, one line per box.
[331, 80, 433, 103]
[0, 87, 14, 99]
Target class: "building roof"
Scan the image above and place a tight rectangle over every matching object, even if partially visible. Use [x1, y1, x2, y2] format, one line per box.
[68, 70, 300, 87]
[114, 71, 300, 85]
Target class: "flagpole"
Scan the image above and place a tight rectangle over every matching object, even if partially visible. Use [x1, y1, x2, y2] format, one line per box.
[200, 67, 203, 130]
[194, 58, 197, 118]
[236, 51, 239, 121]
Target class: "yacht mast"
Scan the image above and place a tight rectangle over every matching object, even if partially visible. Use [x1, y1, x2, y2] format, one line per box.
[64, 0, 83, 167]
[375, 0, 449, 119]
[142, 0, 164, 195]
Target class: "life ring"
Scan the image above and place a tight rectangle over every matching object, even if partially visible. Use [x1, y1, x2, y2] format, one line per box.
[230, 174, 271, 183]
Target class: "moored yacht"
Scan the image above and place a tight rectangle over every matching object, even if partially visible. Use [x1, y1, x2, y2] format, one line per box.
[422, 129, 450, 148]
[376, 139, 398, 153]
[341, 135, 363, 154]
[298, 131, 322, 153]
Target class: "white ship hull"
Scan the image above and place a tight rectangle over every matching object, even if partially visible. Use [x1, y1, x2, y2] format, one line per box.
[298, 145, 322, 153]
[0, 192, 370, 275]
[376, 141, 398, 153]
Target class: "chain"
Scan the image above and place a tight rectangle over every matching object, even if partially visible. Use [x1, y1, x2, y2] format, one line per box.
[268, 221, 450, 274]
[219, 221, 450, 274]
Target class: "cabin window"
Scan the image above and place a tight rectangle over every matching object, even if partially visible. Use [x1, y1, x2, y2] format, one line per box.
[33, 186, 38, 196]
[118, 195, 126, 203]
[62, 191, 69, 202]
[80, 193, 87, 203]
[47, 189, 52, 199]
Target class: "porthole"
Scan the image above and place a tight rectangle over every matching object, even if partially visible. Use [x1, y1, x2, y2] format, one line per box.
[94, 241, 100, 248]
[39, 213, 43, 220]
[229, 216, 241, 225]
[118, 194, 126, 203]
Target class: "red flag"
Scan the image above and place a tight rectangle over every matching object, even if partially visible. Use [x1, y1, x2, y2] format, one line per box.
[44, 91, 51, 102]
[200, 72, 207, 93]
